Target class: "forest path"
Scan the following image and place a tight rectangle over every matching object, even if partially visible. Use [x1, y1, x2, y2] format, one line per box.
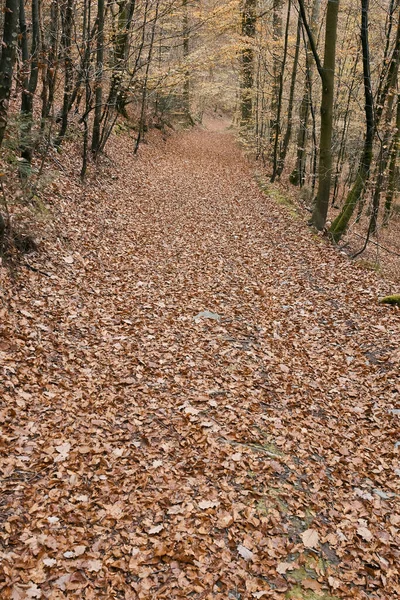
[1, 127, 399, 599]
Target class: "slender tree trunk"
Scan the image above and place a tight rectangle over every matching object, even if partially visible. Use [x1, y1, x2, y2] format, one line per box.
[0, 0, 20, 147]
[270, 0, 283, 143]
[182, 0, 192, 123]
[271, 0, 291, 182]
[310, 0, 340, 229]
[20, 0, 40, 163]
[291, 0, 320, 187]
[240, 0, 256, 125]
[330, 0, 374, 242]
[92, 0, 105, 155]
[42, 0, 59, 123]
[134, 0, 159, 154]
[274, 11, 301, 179]
[57, 0, 74, 145]
[383, 94, 400, 226]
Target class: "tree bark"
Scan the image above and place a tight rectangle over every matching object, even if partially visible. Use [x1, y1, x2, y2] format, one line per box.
[310, 0, 340, 229]
[383, 94, 400, 226]
[240, 0, 256, 125]
[291, 0, 320, 187]
[0, 0, 20, 148]
[92, 0, 105, 155]
[57, 0, 74, 145]
[330, 0, 374, 242]
[20, 0, 40, 163]
[274, 9, 301, 180]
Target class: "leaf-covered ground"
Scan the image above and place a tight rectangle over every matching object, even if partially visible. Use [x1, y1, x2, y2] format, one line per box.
[1, 124, 399, 599]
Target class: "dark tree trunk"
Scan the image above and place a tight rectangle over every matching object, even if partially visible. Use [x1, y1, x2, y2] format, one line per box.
[383, 94, 400, 226]
[240, 0, 256, 125]
[310, 0, 340, 229]
[270, 0, 291, 182]
[92, 0, 105, 156]
[273, 8, 301, 180]
[57, 0, 74, 145]
[0, 0, 20, 147]
[20, 0, 40, 163]
[330, 0, 374, 242]
[291, 0, 320, 187]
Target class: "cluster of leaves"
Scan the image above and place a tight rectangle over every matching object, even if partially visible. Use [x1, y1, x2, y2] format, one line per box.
[0, 124, 399, 598]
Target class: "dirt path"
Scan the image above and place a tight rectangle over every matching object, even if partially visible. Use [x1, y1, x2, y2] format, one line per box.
[1, 126, 399, 599]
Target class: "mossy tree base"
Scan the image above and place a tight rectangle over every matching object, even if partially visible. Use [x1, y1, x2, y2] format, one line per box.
[379, 294, 400, 306]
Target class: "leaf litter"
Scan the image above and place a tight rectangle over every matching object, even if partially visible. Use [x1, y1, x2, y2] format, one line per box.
[0, 126, 399, 598]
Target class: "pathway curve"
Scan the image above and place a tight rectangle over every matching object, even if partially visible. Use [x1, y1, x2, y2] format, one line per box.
[1, 126, 399, 599]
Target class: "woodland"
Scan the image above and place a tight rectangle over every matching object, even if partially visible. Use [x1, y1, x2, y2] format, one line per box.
[0, 0, 400, 599]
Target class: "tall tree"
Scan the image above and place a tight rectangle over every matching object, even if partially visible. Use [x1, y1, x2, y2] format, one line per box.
[92, 0, 105, 155]
[20, 0, 40, 163]
[299, 0, 340, 230]
[290, 0, 320, 187]
[240, 0, 256, 125]
[330, 4, 399, 242]
[0, 0, 20, 147]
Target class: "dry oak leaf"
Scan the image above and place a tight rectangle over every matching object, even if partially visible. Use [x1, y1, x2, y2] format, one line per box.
[198, 499, 220, 509]
[237, 544, 254, 561]
[301, 529, 319, 548]
[302, 578, 322, 592]
[26, 583, 42, 598]
[357, 526, 373, 542]
[216, 511, 234, 528]
[85, 559, 102, 572]
[276, 562, 295, 575]
[148, 524, 164, 534]
[328, 576, 341, 589]
[54, 442, 71, 462]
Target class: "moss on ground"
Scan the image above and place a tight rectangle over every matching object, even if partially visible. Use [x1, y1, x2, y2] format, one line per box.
[286, 585, 340, 600]
[255, 176, 299, 219]
[379, 294, 400, 306]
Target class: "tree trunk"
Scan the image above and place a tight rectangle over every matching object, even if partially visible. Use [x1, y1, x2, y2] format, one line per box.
[0, 0, 20, 147]
[92, 0, 105, 155]
[20, 0, 40, 163]
[42, 0, 59, 123]
[240, 0, 256, 125]
[182, 0, 192, 123]
[271, 0, 291, 182]
[311, 0, 340, 229]
[57, 0, 74, 145]
[270, 0, 283, 145]
[274, 10, 301, 180]
[290, 0, 320, 187]
[330, 0, 374, 242]
[383, 94, 400, 226]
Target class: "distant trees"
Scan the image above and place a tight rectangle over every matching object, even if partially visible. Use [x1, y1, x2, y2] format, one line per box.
[240, 0, 400, 248]
[0, 0, 203, 178]
[0, 0, 399, 252]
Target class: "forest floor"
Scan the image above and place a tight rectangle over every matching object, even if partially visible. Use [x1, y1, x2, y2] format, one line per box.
[1, 121, 400, 600]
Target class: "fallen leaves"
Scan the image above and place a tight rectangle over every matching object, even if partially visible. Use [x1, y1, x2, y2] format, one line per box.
[237, 544, 255, 561]
[301, 529, 320, 549]
[0, 127, 399, 600]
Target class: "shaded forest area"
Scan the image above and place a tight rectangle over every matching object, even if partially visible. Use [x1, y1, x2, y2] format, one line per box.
[0, 0, 398, 264]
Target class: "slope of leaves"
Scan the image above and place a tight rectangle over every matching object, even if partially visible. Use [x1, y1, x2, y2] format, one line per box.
[0, 123, 399, 599]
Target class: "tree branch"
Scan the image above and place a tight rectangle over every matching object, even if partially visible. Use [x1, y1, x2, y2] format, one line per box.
[297, 0, 324, 79]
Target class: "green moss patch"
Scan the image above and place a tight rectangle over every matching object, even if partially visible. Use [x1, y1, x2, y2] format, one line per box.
[379, 294, 400, 306]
